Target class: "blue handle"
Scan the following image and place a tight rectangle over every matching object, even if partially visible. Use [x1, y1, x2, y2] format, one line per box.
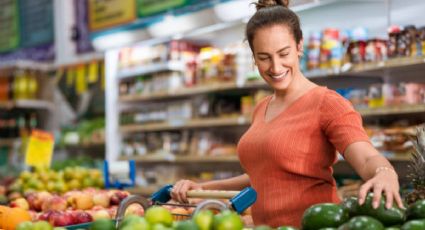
[229, 187, 257, 214]
[151, 184, 173, 203]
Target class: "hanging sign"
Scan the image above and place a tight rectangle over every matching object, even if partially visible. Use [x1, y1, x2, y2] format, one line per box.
[88, 0, 136, 31]
[19, 0, 54, 48]
[136, 0, 188, 17]
[25, 130, 54, 169]
[0, 0, 20, 53]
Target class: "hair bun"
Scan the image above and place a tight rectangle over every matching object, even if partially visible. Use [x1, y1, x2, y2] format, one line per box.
[255, 0, 289, 10]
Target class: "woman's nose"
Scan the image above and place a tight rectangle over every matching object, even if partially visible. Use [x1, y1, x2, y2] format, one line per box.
[269, 59, 283, 75]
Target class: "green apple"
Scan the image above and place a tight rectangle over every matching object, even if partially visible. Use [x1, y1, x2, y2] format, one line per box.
[213, 210, 243, 230]
[16, 221, 33, 230]
[145, 206, 173, 227]
[193, 210, 214, 230]
[32, 221, 53, 230]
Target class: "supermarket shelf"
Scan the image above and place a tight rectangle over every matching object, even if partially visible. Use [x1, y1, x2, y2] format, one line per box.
[357, 104, 425, 117]
[0, 100, 54, 111]
[0, 60, 55, 72]
[118, 61, 186, 79]
[0, 138, 19, 147]
[119, 80, 268, 102]
[351, 56, 425, 74]
[120, 154, 239, 163]
[120, 115, 251, 133]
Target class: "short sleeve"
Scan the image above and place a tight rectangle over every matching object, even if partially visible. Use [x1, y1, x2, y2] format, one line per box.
[319, 90, 371, 155]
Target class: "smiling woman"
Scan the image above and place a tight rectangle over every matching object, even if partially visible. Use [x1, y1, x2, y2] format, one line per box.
[171, 0, 404, 228]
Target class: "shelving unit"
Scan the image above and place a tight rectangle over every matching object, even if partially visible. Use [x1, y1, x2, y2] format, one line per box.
[120, 115, 250, 133]
[0, 100, 54, 111]
[104, 0, 425, 192]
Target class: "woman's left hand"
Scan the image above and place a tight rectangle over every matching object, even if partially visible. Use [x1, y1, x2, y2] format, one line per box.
[358, 169, 404, 209]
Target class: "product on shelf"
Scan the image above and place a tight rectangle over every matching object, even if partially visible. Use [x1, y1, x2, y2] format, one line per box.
[8, 167, 104, 195]
[0, 111, 38, 139]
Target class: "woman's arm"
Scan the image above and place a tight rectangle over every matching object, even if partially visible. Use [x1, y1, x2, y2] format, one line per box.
[171, 174, 250, 203]
[344, 141, 404, 209]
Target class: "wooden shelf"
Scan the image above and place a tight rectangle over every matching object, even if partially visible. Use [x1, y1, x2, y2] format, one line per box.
[121, 154, 239, 163]
[0, 138, 19, 147]
[357, 104, 425, 117]
[118, 61, 185, 79]
[351, 56, 425, 73]
[119, 80, 268, 102]
[0, 60, 55, 72]
[0, 100, 54, 110]
[120, 115, 251, 133]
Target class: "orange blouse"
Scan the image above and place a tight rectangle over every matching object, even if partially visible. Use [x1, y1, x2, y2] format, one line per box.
[237, 86, 370, 227]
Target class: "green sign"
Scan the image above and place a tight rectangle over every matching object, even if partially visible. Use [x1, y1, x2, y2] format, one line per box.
[19, 0, 54, 48]
[0, 0, 19, 53]
[136, 0, 188, 17]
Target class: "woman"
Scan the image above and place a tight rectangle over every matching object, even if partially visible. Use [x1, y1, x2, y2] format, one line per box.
[171, 0, 403, 227]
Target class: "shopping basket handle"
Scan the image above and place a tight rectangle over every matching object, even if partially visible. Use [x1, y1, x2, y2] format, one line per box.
[151, 185, 257, 214]
[187, 190, 240, 199]
[115, 195, 151, 229]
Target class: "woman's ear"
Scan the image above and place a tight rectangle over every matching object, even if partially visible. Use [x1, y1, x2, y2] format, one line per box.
[297, 39, 304, 57]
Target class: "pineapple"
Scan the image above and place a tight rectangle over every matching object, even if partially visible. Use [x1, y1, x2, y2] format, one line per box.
[405, 126, 425, 204]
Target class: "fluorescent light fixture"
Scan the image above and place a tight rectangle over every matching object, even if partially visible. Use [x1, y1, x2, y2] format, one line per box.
[147, 8, 218, 38]
[213, 0, 255, 22]
[92, 29, 151, 51]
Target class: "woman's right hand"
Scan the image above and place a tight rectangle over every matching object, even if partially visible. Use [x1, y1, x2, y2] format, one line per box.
[171, 179, 203, 203]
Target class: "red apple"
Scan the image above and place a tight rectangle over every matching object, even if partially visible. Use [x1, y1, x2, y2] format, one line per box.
[49, 211, 74, 227]
[92, 192, 110, 208]
[109, 191, 128, 205]
[92, 209, 111, 220]
[108, 206, 118, 219]
[9, 198, 29, 210]
[125, 203, 144, 217]
[29, 191, 52, 211]
[42, 196, 68, 212]
[72, 211, 93, 224]
[70, 193, 94, 210]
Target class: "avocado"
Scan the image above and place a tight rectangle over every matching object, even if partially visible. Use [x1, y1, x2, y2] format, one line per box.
[342, 216, 385, 230]
[400, 219, 425, 230]
[301, 203, 349, 230]
[277, 226, 298, 230]
[174, 220, 199, 230]
[356, 193, 406, 226]
[318, 228, 337, 230]
[342, 196, 360, 217]
[406, 200, 425, 220]
[385, 227, 400, 230]
[254, 225, 274, 230]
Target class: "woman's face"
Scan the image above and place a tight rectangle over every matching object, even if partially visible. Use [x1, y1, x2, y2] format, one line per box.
[252, 25, 303, 93]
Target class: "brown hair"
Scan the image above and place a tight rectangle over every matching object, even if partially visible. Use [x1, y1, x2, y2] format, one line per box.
[246, 0, 303, 51]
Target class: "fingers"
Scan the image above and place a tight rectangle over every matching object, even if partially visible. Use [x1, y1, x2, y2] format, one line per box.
[384, 189, 393, 209]
[394, 192, 405, 209]
[170, 180, 200, 204]
[358, 181, 372, 205]
[171, 180, 184, 203]
[372, 183, 384, 209]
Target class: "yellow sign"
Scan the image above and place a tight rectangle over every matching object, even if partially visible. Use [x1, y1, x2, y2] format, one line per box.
[66, 66, 75, 86]
[76, 64, 87, 94]
[88, 61, 99, 83]
[88, 0, 136, 31]
[25, 130, 54, 169]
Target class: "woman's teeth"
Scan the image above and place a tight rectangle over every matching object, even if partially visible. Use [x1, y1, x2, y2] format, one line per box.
[270, 70, 288, 80]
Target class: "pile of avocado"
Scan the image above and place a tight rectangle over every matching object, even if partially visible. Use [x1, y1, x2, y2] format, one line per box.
[300, 193, 425, 230]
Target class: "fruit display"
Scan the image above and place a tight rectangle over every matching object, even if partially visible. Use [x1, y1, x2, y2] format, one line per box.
[8, 167, 104, 195]
[405, 127, 425, 204]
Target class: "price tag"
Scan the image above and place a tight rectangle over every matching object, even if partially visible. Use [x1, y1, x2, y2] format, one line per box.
[76, 64, 87, 94]
[25, 130, 54, 169]
[66, 66, 75, 86]
[88, 61, 99, 83]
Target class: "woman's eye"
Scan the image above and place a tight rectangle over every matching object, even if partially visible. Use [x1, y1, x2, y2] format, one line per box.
[279, 53, 289, 57]
[258, 57, 269, 61]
